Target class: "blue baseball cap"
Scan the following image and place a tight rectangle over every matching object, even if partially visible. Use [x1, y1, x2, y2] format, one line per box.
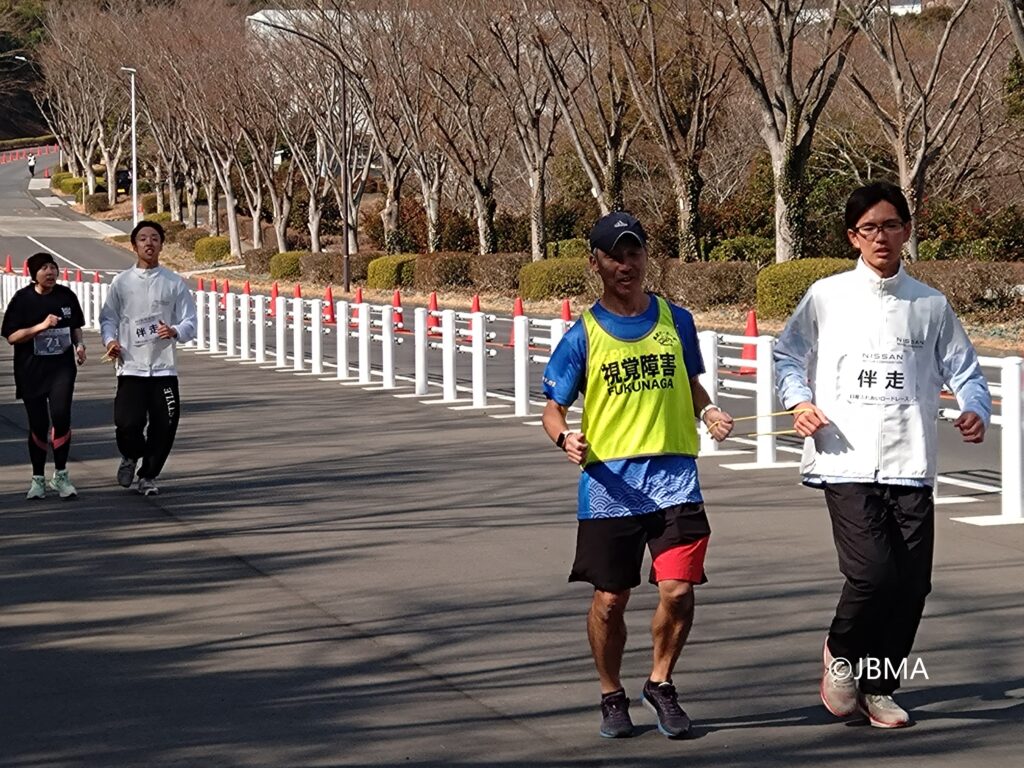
[588, 212, 648, 255]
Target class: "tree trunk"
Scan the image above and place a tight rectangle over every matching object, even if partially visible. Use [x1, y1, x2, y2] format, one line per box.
[601, 153, 625, 214]
[675, 161, 703, 262]
[529, 167, 546, 262]
[204, 180, 218, 233]
[770, 145, 810, 263]
[381, 174, 403, 254]
[472, 183, 497, 255]
[221, 185, 243, 258]
[154, 164, 165, 215]
[422, 172, 443, 253]
[308, 195, 322, 254]
[102, 154, 117, 207]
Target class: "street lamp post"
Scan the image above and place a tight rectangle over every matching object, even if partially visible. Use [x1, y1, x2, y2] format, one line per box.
[120, 66, 138, 227]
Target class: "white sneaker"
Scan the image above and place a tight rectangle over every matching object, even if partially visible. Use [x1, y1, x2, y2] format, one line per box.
[820, 638, 858, 717]
[858, 693, 911, 729]
[137, 477, 159, 496]
[26, 475, 46, 500]
[48, 469, 78, 499]
[117, 456, 137, 488]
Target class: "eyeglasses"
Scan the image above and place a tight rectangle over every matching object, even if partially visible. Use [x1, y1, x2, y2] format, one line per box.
[851, 220, 905, 237]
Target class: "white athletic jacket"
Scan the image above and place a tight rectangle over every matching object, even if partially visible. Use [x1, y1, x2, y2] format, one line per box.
[774, 258, 992, 485]
[100, 266, 197, 377]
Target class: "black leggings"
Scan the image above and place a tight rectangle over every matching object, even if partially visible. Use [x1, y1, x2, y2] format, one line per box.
[23, 368, 76, 475]
[114, 376, 180, 480]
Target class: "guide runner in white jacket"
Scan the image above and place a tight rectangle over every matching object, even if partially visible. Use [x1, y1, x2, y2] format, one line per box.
[100, 220, 197, 496]
[774, 182, 991, 729]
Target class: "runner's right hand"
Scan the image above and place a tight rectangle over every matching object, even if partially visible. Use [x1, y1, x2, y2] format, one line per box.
[564, 431, 589, 465]
[105, 340, 122, 359]
[40, 314, 60, 329]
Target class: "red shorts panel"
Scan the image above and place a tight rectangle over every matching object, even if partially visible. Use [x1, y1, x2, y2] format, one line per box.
[651, 535, 709, 584]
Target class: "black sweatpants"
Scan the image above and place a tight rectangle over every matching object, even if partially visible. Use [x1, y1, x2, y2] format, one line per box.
[23, 366, 77, 475]
[823, 483, 934, 695]
[114, 376, 180, 480]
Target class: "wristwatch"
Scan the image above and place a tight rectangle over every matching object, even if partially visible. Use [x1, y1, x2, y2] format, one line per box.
[699, 404, 719, 423]
[555, 430, 572, 450]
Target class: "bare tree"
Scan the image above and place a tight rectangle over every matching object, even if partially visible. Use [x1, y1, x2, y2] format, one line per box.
[534, 0, 642, 215]
[599, 0, 733, 260]
[702, 0, 874, 262]
[1006, 0, 1024, 57]
[843, 0, 1007, 258]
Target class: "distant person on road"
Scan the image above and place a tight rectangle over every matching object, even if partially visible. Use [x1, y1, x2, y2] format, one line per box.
[774, 181, 992, 729]
[27, 153, 35, 178]
[99, 220, 196, 496]
[2, 252, 87, 499]
[541, 212, 734, 740]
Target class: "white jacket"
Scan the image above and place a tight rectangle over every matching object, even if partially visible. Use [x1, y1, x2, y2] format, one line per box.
[774, 258, 991, 484]
[100, 266, 197, 377]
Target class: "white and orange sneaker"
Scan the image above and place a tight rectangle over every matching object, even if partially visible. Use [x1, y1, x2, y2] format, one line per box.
[858, 693, 911, 728]
[821, 638, 858, 717]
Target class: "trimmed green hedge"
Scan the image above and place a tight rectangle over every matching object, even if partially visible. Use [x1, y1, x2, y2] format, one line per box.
[414, 252, 474, 290]
[244, 246, 278, 275]
[471, 253, 531, 292]
[545, 238, 590, 259]
[518, 258, 590, 300]
[175, 227, 210, 252]
[84, 193, 110, 214]
[50, 171, 72, 189]
[59, 177, 84, 196]
[194, 236, 231, 264]
[163, 221, 186, 243]
[141, 193, 158, 214]
[299, 251, 334, 283]
[347, 252, 380, 284]
[756, 258, 856, 318]
[147, 212, 173, 223]
[907, 261, 1024, 321]
[661, 261, 757, 310]
[270, 251, 304, 280]
[0, 135, 54, 151]
[366, 254, 417, 289]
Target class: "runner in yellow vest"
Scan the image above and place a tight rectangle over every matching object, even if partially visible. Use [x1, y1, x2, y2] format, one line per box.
[542, 212, 734, 739]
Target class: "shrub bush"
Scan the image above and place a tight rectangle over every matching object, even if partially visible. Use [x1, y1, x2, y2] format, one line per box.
[50, 171, 72, 189]
[907, 261, 1024, 322]
[175, 227, 210, 252]
[545, 238, 590, 259]
[84, 193, 110, 214]
[915, 239, 952, 261]
[952, 237, 1002, 262]
[471, 253, 532, 292]
[348, 252, 381, 284]
[414, 252, 474, 290]
[661, 261, 757, 310]
[270, 251, 304, 280]
[59, 177, 84, 196]
[366, 254, 418, 289]
[708, 235, 776, 269]
[194, 236, 231, 264]
[299, 251, 335, 283]
[163, 221, 186, 243]
[518, 258, 590, 300]
[244, 246, 278, 275]
[147, 211, 172, 223]
[110, 234, 131, 244]
[141, 193, 158, 214]
[756, 258, 856, 318]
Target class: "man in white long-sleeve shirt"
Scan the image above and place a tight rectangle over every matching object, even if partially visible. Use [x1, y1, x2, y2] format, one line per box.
[100, 220, 197, 496]
[774, 182, 991, 729]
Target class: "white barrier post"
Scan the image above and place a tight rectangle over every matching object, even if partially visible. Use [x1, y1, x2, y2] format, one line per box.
[253, 295, 266, 364]
[357, 302, 370, 384]
[239, 293, 251, 360]
[1001, 357, 1023, 521]
[514, 315, 530, 417]
[91, 283, 102, 331]
[441, 309, 457, 402]
[275, 296, 287, 368]
[381, 309, 395, 389]
[336, 301, 350, 379]
[310, 299, 323, 375]
[471, 311, 487, 408]
[292, 297, 304, 371]
[208, 290, 220, 354]
[698, 330, 720, 455]
[550, 318, 566, 352]
[225, 292, 237, 358]
[80, 278, 92, 328]
[195, 291, 206, 350]
[414, 307, 428, 395]
[755, 335, 777, 466]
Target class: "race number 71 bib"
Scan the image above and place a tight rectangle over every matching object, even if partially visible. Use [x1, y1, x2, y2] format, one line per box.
[131, 314, 163, 345]
[33, 327, 72, 356]
[839, 350, 918, 405]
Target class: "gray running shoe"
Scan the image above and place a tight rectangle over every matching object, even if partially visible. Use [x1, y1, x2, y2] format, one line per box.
[821, 638, 858, 717]
[599, 689, 634, 738]
[642, 679, 691, 738]
[859, 693, 910, 728]
[137, 477, 159, 496]
[117, 456, 137, 488]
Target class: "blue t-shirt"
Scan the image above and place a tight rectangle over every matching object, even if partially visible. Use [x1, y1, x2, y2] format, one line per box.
[542, 294, 705, 519]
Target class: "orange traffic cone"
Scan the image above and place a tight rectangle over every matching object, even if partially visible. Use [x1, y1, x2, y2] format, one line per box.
[293, 283, 302, 298]
[93, 271, 100, 283]
[211, 278, 218, 294]
[3, 254, 11, 273]
[221, 279, 230, 309]
[392, 289, 403, 326]
[323, 285, 335, 324]
[427, 291, 440, 335]
[243, 280, 251, 295]
[197, 277, 205, 291]
[75, 269, 82, 282]
[22, 260, 29, 276]
[470, 294, 480, 313]
[739, 310, 758, 375]
[508, 296, 524, 346]
[44, 167, 50, 178]
[560, 299, 572, 322]
[268, 281, 279, 317]
[62, 268, 69, 281]
[351, 286, 362, 328]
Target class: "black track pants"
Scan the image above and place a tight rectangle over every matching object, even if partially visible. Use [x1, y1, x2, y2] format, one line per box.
[114, 376, 180, 480]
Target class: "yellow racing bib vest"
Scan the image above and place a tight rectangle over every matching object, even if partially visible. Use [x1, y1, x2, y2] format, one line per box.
[581, 296, 698, 467]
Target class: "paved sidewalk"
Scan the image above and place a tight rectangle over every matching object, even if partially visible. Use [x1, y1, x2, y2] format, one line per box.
[1, 338, 1022, 767]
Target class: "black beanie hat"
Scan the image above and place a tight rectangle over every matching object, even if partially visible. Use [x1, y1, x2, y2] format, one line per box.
[27, 252, 58, 282]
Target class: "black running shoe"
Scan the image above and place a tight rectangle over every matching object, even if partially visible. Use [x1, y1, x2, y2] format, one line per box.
[642, 679, 691, 738]
[599, 689, 634, 738]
